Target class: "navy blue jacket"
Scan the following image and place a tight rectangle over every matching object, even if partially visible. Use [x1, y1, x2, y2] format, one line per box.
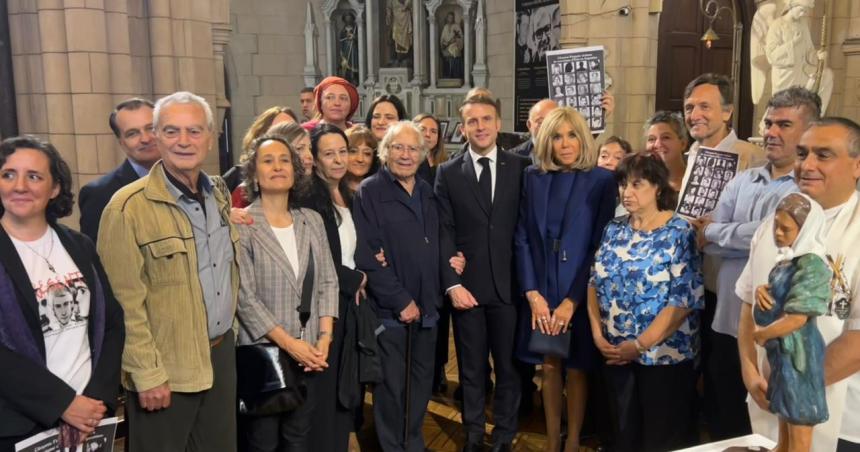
[514, 166, 617, 306]
[353, 169, 441, 325]
[79, 159, 141, 242]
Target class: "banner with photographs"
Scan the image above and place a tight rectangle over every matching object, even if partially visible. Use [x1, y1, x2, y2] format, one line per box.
[514, 0, 560, 132]
[677, 147, 739, 218]
[545, 46, 606, 134]
[16, 418, 119, 452]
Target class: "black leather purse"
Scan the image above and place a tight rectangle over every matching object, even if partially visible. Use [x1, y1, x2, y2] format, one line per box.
[528, 328, 571, 359]
[237, 249, 315, 416]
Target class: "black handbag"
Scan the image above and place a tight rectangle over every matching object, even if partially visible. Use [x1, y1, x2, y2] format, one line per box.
[237, 249, 315, 416]
[528, 328, 572, 359]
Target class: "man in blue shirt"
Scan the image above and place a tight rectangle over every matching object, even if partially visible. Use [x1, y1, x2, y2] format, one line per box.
[693, 86, 822, 439]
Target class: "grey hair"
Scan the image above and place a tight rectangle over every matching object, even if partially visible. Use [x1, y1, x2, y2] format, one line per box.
[377, 121, 427, 164]
[153, 91, 215, 131]
[767, 87, 822, 123]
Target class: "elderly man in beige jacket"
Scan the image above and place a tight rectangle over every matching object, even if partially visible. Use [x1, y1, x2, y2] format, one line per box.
[97, 91, 240, 452]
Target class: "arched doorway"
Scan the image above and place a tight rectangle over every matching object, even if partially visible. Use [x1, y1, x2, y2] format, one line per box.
[655, 0, 755, 139]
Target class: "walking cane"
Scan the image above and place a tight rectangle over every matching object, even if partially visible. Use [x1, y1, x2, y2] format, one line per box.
[403, 321, 414, 450]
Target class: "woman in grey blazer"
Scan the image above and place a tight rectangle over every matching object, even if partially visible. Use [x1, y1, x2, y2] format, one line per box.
[235, 135, 339, 452]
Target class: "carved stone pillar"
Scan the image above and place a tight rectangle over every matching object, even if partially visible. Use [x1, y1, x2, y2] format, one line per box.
[458, 0, 473, 86]
[322, 0, 337, 76]
[411, 0, 424, 86]
[472, 0, 487, 87]
[425, 0, 442, 89]
[303, 3, 320, 87]
[349, 0, 367, 84]
[365, 0, 378, 85]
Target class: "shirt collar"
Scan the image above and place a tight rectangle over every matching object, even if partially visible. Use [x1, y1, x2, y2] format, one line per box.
[162, 167, 212, 202]
[468, 145, 498, 165]
[382, 166, 422, 197]
[127, 159, 151, 178]
[750, 163, 796, 183]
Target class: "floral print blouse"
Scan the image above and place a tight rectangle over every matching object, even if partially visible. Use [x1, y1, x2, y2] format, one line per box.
[590, 214, 705, 365]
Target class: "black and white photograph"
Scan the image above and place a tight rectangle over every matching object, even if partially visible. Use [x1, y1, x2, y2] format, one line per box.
[677, 147, 740, 218]
[545, 45, 606, 134]
[449, 121, 465, 144]
[514, 0, 561, 131]
[551, 63, 561, 74]
[15, 418, 119, 452]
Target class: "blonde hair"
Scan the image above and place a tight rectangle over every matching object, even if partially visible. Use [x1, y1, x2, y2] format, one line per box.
[378, 121, 426, 164]
[242, 106, 296, 152]
[534, 107, 597, 172]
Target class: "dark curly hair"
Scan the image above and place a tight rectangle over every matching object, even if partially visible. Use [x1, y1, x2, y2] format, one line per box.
[241, 135, 310, 204]
[295, 124, 353, 226]
[0, 135, 74, 222]
[615, 153, 678, 211]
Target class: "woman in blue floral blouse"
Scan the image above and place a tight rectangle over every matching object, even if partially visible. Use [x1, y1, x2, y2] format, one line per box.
[586, 153, 704, 452]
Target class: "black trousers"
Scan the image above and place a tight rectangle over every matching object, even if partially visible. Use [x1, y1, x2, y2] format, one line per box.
[241, 374, 318, 452]
[373, 324, 437, 452]
[308, 299, 353, 452]
[126, 330, 237, 452]
[433, 302, 451, 385]
[603, 360, 697, 452]
[452, 301, 520, 444]
[703, 329, 751, 440]
[839, 439, 860, 452]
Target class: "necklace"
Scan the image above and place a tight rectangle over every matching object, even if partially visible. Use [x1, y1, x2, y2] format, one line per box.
[21, 230, 57, 274]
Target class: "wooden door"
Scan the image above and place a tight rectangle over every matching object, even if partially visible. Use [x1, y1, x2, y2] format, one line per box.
[655, 0, 754, 139]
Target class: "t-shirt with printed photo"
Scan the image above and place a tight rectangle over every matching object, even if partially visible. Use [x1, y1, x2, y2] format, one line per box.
[10, 228, 92, 393]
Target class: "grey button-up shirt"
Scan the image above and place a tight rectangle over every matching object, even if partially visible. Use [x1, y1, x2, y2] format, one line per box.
[163, 170, 236, 339]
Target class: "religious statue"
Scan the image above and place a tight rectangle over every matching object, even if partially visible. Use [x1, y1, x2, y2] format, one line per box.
[386, 0, 412, 66]
[753, 193, 831, 452]
[751, 0, 833, 113]
[338, 12, 360, 86]
[439, 12, 464, 79]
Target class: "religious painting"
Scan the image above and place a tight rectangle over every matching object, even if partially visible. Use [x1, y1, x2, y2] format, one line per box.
[436, 4, 465, 86]
[335, 9, 360, 86]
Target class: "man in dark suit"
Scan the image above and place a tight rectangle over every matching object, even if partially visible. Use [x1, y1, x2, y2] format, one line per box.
[510, 98, 558, 161]
[78, 98, 158, 241]
[435, 94, 530, 452]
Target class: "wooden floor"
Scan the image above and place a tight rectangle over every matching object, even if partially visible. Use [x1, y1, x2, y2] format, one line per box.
[351, 327, 601, 452]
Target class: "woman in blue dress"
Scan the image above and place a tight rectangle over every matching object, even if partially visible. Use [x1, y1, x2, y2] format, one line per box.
[514, 107, 617, 452]
[753, 192, 831, 452]
[587, 153, 704, 452]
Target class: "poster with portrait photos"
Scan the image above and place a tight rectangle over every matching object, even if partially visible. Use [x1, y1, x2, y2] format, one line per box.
[545, 45, 606, 134]
[16, 417, 118, 452]
[676, 147, 739, 218]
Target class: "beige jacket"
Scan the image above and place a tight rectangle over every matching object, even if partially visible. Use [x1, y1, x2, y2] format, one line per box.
[97, 162, 239, 393]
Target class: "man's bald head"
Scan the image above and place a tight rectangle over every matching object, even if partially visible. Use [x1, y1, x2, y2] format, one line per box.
[527, 99, 558, 137]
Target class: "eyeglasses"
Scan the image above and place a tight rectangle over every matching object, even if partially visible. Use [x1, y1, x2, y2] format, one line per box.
[389, 143, 421, 154]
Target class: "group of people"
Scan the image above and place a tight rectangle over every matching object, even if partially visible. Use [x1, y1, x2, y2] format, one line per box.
[0, 70, 858, 452]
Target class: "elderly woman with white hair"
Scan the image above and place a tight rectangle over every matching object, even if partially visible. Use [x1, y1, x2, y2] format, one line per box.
[352, 121, 442, 451]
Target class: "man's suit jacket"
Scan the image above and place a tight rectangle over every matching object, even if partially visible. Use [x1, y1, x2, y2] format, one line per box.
[435, 149, 531, 304]
[509, 140, 534, 159]
[0, 224, 124, 440]
[79, 159, 141, 242]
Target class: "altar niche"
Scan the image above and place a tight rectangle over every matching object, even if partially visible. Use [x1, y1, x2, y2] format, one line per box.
[436, 4, 465, 87]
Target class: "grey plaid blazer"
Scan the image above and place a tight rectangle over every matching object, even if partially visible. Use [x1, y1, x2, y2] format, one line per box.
[236, 202, 339, 345]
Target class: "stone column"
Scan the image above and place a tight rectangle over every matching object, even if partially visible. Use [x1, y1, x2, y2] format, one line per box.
[472, 0, 488, 87]
[350, 1, 367, 84]
[303, 3, 320, 87]
[425, 0, 442, 89]
[365, 0, 377, 85]
[458, 0, 473, 86]
[212, 23, 232, 131]
[411, 0, 423, 85]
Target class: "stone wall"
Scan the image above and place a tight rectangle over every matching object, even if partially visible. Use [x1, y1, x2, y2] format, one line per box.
[7, 0, 229, 227]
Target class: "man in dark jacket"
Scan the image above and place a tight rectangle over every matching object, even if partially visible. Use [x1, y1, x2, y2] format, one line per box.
[354, 121, 441, 452]
[78, 98, 158, 241]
